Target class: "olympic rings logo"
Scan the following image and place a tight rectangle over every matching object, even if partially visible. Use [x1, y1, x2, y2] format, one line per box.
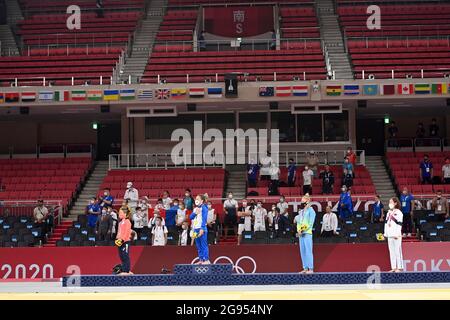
[193, 266, 210, 274]
[190, 256, 257, 274]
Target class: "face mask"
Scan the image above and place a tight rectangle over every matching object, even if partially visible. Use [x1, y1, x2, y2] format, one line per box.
[154, 213, 157, 217]
[174, 203, 179, 206]
[208, 205, 212, 209]
[257, 204, 262, 208]
[403, 191, 407, 195]
[195, 200, 201, 206]
[90, 201, 95, 205]
[347, 150, 351, 154]
[341, 188, 346, 192]
[242, 202, 247, 207]
[185, 193, 189, 197]
[279, 198, 284, 203]
[437, 195, 441, 199]
[156, 221, 161, 226]
[228, 195, 233, 199]
[389, 203, 395, 210]
[141, 200, 146, 204]
[304, 167, 308, 171]
[182, 225, 187, 230]
[104, 192, 108, 196]
[299, 202, 306, 209]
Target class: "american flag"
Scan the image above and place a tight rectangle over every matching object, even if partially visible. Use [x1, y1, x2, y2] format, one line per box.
[156, 88, 170, 100]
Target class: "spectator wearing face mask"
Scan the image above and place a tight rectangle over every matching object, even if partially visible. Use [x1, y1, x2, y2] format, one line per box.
[183, 189, 194, 211]
[346, 147, 357, 167]
[419, 154, 433, 184]
[86, 197, 101, 228]
[267, 204, 276, 229]
[399, 187, 414, 237]
[33, 200, 49, 240]
[372, 195, 384, 223]
[269, 162, 281, 195]
[321, 205, 338, 237]
[253, 201, 268, 232]
[337, 185, 353, 219]
[96, 208, 113, 240]
[99, 188, 114, 209]
[342, 170, 353, 190]
[109, 208, 118, 238]
[416, 122, 425, 146]
[277, 195, 289, 218]
[176, 202, 187, 227]
[319, 165, 334, 194]
[124, 182, 139, 213]
[388, 121, 399, 148]
[442, 157, 450, 184]
[247, 159, 260, 188]
[294, 194, 316, 273]
[273, 207, 289, 236]
[237, 199, 252, 245]
[287, 158, 297, 187]
[429, 118, 439, 137]
[342, 157, 354, 177]
[154, 198, 164, 211]
[223, 192, 238, 237]
[148, 208, 166, 228]
[206, 201, 217, 234]
[132, 206, 149, 238]
[302, 165, 314, 195]
[306, 151, 319, 177]
[179, 221, 191, 246]
[432, 190, 449, 222]
[161, 191, 172, 210]
[384, 197, 404, 273]
[151, 216, 168, 246]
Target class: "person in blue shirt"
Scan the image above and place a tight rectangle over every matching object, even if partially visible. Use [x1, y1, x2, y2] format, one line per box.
[400, 187, 415, 237]
[98, 188, 114, 209]
[247, 159, 260, 188]
[190, 194, 210, 264]
[294, 194, 316, 273]
[337, 185, 353, 219]
[86, 197, 101, 228]
[342, 157, 354, 177]
[287, 158, 297, 187]
[372, 195, 384, 223]
[419, 155, 433, 184]
[183, 189, 194, 211]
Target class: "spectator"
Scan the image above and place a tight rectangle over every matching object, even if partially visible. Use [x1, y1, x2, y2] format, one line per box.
[419, 154, 433, 184]
[223, 192, 238, 236]
[206, 201, 217, 234]
[287, 158, 297, 187]
[237, 199, 252, 245]
[132, 206, 148, 238]
[388, 121, 399, 148]
[154, 198, 164, 211]
[319, 165, 334, 194]
[277, 195, 289, 218]
[273, 207, 289, 236]
[306, 151, 319, 177]
[198, 30, 206, 51]
[399, 187, 414, 237]
[431, 190, 449, 222]
[183, 189, 194, 211]
[442, 157, 450, 184]
[170, 198, 179, 211]
[247, 159, 260, 188]
[124, 182, 139, 214]
[260, 151, 273, 180]
[99, 188, 114, 209]
[429, 118, 439, 137]
[270, 29, 276, 50]
[138, 196, 150, 219]
[346, 147, 357, 167]
[342, 171, 353, 190]
[269, 162, 281, 195]
[384, 197, 404, 273]
[108, 207, 118, 238]
[119, 200, 132, 220]
[162, 190, 172, 210]
[372, 195, 384, 223]
[86, 197, 101, 228]
[321, 205, 338, 237]
[96, 0, 104, 18]
[176, 202, 187, 227]
[33, 200, 49, 239]
[179, 221, 191, 246]
[151, 216, 168, 246]
[96, 208, 113, 241]
[302, 165, 314, 195]
[253, 200, 268, 232]
[416, 122, 425, 138]
[337, 185, 353, 219]
[148, 208, 165, 228]
[342, 157, 354, 177]
[267, 204, 276, 229]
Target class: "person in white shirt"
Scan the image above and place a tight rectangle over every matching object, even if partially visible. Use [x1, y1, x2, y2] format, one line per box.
[223, 192, 238, 237]
[162, 190, 172, 210]
[302, 166, 314, 195]
[206, 201, 217, 233]
[124, 182, 139, 212]
[259, 151, 273, 180]
[384, 197, 404, 272]
[148, 209, 165, 228]
[132, 206, 148, 238]
[277, 195, 289, 218]
[138, 197, 150, 216]
[152, 216, 168, 246]
[321, 206, 338, 237]
[253, 200, 268, 231]
[179, 221, 191, 246]
[237, 199, 252, 245]
[442, 157, 450, 184]
[267, 204, 277, 228]
[269, 162, 281, 195]
[176, 202, 187, 226]
[108, 208, 118, 237]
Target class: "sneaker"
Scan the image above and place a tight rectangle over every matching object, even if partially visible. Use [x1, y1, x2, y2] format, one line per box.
[407, 233, 412, 237]
[402, 233, 406, 237]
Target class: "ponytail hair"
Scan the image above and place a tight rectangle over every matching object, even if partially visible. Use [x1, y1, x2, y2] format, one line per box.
[196, 193, 209, 203]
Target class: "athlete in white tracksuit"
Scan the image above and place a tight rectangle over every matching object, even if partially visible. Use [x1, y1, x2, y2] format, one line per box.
[384, 197, 404, 272]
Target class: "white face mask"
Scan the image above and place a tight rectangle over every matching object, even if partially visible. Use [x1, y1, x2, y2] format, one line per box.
[242, 202, 247, 207]
[228, 195, 233, 199]
[342, 188, 346, 192]
[257, 204, 262, 208]
[104, 192, 108, 196]
[182, 225, 187, 230]
[208, 205, 212, 209]
[102, 210, 107, 214]
[195, 200, 201, 206]
[389, 203, 395, 210]
[305, 167, 309, 171]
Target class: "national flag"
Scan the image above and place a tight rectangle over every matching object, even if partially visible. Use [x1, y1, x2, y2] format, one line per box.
[292, 85, 308, 96]
[171, 88, 187, 99]
[119, 89, 135, 100]
[103, 89, 119, 101]
[0, 93, 4, 103]
[381, 84, 395, 95]
[326, 85, 342, 96]
[259, 86, 274, 97]
[343, 84, 359, 96]
[21, 92, 36, 102]
[397, 83, 414, 95]
[363, 84, 378, 95]
[54, 90, 70, 102]
[189, 88, 205, 98]
[137, 89, 153, 100]
[276, 86, 291, 97]
[156, 88, 170, 100]
[38, 91, 54, 101]
[71, 90, 86, 101]
[414, 84, 430, 95]
[5, 92, 19, 103]
[431, 84, 448, 95]
[87, 90, 102, 101]
[207, 87, 223, 98]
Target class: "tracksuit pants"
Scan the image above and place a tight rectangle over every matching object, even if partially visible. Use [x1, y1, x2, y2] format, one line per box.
[118, 241, 131, 273]
[387, 237, 404, 270]
[402, 214, 412, 234]
[299, 233, 314, 270]
[194, 229, 209, 261]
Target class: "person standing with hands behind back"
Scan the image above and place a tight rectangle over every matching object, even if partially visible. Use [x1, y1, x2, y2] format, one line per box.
[115, 209, 133, 275]
[384, 197, 404, 273]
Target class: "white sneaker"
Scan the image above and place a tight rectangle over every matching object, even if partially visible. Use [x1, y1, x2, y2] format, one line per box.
[407, 233, 412, 237]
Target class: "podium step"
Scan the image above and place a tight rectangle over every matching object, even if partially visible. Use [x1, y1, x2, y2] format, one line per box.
[174, 264, 233, 275]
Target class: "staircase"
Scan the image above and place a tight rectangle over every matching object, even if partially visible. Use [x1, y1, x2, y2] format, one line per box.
[119, 0, 167, 83]
[225, 165, 247, 200]
[0, 25, 19, 55]
[44, 161, 109, 247]
[5, 0, 23, 26]
[315, 0, 353, 79]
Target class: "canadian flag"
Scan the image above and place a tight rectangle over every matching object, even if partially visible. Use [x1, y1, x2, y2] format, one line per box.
[397, 84, 414, 95]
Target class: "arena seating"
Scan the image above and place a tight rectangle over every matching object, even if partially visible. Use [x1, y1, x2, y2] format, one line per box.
[157, 9, 197, 42]
[248, 165, 375, 196]
[19, 0, 144, 14]
[0, 157, 92, 208]
[387, 152, 450, 196]
[0, 215, 47, 247]
[279, 5, 320, 39]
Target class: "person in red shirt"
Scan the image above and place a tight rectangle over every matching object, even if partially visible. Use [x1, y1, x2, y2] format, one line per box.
[346, 147, 357, 167]
[115, 210, 133, 275]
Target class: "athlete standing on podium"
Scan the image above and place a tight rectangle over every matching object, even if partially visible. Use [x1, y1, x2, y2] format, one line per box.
[190, 194, 210, 264]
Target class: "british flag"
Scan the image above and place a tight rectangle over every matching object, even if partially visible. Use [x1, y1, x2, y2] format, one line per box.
[156, 88, 170, 100]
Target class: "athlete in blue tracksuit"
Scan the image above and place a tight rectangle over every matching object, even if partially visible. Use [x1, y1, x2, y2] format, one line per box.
[338, 186, 353, 219]
[190, 195, 210, 264]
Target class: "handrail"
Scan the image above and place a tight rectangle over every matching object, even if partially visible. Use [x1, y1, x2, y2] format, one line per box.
[0, 200, 64, 226]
